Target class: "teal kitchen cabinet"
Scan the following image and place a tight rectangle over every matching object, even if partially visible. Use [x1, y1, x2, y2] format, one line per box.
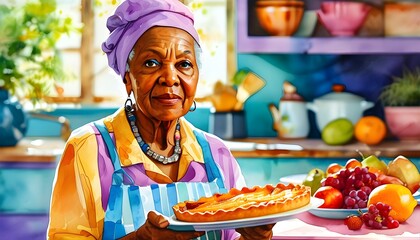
[237, 157, 420, 187]
[0, 139, 62, 240]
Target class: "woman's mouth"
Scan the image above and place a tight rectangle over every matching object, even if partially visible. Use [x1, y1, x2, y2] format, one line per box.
[153, 93, 182, 105]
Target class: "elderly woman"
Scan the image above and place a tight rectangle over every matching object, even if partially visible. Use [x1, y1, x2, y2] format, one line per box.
[48, 0, 273, 239]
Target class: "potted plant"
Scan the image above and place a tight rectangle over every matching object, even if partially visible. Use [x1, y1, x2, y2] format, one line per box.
[379, 68, 420, 140]
[0, 0, 76, 146]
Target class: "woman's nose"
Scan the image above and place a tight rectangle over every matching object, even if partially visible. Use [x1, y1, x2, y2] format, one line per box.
[159, 64, 179, 87]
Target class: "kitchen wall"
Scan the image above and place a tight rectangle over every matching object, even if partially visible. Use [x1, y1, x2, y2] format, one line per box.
[26, 106, 211, 138]
[26, 54, 420, 140]
[237, 53, 420, 138]
[237, 0, 420, 139]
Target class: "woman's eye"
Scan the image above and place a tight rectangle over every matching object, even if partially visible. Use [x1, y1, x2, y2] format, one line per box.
[144, 59, 160, 67]
[177, 60, 192, 69]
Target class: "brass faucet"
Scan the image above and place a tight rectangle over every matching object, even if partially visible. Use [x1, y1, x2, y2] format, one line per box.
[29, 112, 71, 141]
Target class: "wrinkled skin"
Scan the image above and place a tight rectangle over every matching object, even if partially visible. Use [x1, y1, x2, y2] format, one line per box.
[120, 26, 274, 239]
[120, 211, 274, 240]
[119, 211, 204, 240]
[124, 26, 199, 180]
[124, 27, 198, 124]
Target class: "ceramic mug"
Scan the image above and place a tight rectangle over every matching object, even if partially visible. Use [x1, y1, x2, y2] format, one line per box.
[277, 101, 310, 139]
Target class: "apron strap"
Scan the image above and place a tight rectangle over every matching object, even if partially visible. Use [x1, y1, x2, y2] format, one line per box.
[94, 120, 134, 239]
[193, 130, 226, 191]
[94, 121, 120, 171]
[94, 121, 134, 185]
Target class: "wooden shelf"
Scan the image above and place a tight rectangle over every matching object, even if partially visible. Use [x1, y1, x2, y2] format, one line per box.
[0, 137, 64, 163]
[3, 137, 419, 163]
[228, 138, 420, 158]
[237, 37, 420, 54]
[237, 1, 420, 54]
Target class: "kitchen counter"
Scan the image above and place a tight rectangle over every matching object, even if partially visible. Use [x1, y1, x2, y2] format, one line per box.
[0, 138, 64, 163]
[1, 137, 419, 239]
[227, 138, 420, 158]
[272, 206, 420, 239]
[1, 137, 420, 163]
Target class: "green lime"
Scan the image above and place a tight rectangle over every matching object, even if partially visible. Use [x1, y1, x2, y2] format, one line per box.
[321, 118, 354, 145]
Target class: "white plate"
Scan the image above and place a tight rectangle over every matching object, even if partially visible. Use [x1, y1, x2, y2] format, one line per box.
[279, 174, 306, 184]
[414, 189, 420, 205]
[167, 197, 323, 231]
[309, 207, 368, 219]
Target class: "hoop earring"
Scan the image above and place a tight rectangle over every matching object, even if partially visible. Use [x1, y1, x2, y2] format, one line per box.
[125, 95, 133, 113]
[189, 100, 197, 112]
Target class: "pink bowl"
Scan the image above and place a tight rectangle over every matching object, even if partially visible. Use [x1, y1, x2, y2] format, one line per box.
[317, 1, 371, 36]
[385, 107, 420, 140]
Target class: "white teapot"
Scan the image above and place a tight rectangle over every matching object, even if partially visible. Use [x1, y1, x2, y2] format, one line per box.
[269, 81, 310, 139]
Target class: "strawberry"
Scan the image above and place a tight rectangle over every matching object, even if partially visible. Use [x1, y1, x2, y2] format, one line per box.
[344, 215, 363, 230]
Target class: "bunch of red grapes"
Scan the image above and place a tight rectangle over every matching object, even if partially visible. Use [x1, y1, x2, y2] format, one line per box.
[362, 202, 399, 229]
[322, 166, 382, 209]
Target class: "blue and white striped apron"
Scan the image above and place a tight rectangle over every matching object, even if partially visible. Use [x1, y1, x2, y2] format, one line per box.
[94, 121, 227, 240]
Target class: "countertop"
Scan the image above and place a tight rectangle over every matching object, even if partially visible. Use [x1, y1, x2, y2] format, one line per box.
[272, 206, 420, 239]
[0, 138, 64, 163]
[226, 138, 420, 158]
[1, 137, 419, 239]
[1, 137, 420, 162]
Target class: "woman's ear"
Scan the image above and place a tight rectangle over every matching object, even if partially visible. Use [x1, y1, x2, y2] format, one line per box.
[124, 72, 132, 94]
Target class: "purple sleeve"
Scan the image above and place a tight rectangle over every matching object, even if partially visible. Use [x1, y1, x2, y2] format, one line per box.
[206, 133, 246, 190]
[206, 133, 246, 240]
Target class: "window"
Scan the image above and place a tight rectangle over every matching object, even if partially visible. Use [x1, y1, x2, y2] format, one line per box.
[52, 0, 234, 105]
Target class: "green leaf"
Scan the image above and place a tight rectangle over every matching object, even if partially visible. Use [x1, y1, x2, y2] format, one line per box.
[0, 0, 78, 103]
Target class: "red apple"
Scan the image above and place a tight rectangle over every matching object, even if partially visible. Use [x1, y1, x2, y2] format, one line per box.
[314, 186, 344, 209]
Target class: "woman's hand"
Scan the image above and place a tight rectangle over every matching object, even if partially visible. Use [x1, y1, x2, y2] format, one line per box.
[236, 223, 275, 240]
[134, 211, 205, 240]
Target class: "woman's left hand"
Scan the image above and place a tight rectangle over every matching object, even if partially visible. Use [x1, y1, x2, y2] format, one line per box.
[236, 223, 275, 240]
[118, 211, 204, 240]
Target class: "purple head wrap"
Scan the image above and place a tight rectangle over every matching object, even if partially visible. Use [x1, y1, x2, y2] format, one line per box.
[102, 0, 200, 80]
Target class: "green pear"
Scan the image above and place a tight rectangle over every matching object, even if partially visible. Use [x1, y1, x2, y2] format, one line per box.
[361, 154, 388, 174]
[387, 155, 420, 193]
[303, 168, 325, 196]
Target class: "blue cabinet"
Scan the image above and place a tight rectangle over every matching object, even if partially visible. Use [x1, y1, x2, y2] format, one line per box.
[237, 157, 420, 187]
[0, 161, 58, 240]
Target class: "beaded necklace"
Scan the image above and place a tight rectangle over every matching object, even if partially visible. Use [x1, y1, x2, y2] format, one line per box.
[125, 105, 181, 164]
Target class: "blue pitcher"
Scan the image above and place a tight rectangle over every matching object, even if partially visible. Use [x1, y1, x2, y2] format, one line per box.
[0, 89, 28, 146]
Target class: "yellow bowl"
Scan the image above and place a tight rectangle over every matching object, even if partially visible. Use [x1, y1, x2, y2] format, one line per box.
[256, 0, 304, 36]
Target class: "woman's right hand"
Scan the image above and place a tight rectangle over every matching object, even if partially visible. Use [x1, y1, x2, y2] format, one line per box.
[134, 211, 205, 240]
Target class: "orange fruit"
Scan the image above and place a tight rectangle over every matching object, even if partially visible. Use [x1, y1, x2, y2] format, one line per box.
[326, 163, 343, 175]
[367, 184, 417, 223]
[345, 158, 362, 169]
[354, 116, 387, 145]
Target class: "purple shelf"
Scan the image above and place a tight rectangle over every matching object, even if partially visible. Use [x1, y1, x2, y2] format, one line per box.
[237, 1, 420, 54]
[238, 37, 420, 54]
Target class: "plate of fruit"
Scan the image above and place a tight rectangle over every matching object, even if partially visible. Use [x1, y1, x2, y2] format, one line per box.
[279, 174, 307, 184]
[309, 207, 367, 219]
[304, 155, 420, 222]
[414, 190, 420, 204]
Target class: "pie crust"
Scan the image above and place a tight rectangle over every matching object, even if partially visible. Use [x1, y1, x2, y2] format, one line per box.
[172, 183, 311, 222]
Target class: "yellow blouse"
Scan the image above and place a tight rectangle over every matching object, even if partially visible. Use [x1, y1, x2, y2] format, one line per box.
[47, 108, 210, 239]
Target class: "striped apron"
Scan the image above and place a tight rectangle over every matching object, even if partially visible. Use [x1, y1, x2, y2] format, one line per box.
[94, 121, 227, 240]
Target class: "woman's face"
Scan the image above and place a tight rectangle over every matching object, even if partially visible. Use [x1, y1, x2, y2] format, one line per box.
[125, 27, 199, 121]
